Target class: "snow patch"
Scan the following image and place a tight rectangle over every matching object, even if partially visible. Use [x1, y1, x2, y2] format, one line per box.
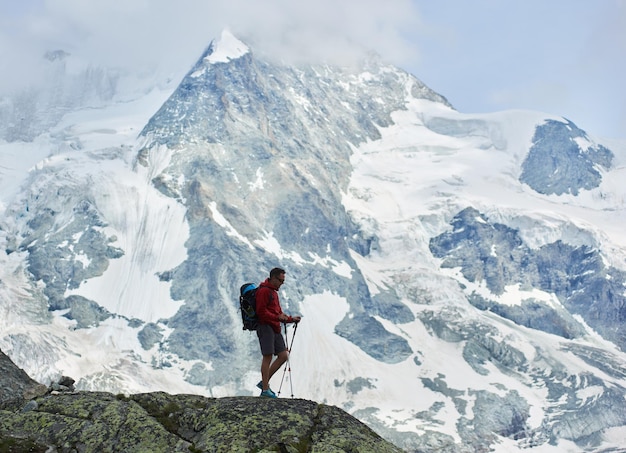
[254, 231, 306, 263]
[208, 201, 254, 249]
[204, 29, 249, 64]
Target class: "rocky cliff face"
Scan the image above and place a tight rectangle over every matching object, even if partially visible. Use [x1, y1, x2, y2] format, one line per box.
[519, 119, 614, 196]
[0, 349, 402, 452]
[0, 350, 47, 411]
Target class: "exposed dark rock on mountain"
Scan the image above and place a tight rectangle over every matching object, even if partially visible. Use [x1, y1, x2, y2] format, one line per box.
[430, 207, 626, 350]
[519, 119, 613, 195]
[0, 349, 47, 411]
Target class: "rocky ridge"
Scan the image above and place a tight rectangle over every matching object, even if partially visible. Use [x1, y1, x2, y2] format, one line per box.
[0, 349, 403, 452]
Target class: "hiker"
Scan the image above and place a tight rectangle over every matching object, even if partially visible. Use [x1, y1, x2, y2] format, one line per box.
[255, 267, 300, 398]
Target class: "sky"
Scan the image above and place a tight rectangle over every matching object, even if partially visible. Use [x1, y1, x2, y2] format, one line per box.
[0, 0, 624, 139]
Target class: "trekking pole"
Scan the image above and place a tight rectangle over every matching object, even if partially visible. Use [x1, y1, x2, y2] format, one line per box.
[287, 322, 298, 397]
[278, 323, 290, 397]
[278, 322, 298, 398]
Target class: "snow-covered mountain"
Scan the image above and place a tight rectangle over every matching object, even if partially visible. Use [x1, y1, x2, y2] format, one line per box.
[2, 29, 626, 452]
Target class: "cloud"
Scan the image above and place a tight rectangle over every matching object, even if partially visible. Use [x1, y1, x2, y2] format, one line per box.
[1, 0, 623, 137]
[221, 0, 422, 66]
[404, 0, 626, 138]
[0, 0, 423, 95]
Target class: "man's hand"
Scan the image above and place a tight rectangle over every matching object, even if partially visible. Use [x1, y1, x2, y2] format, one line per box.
[279, 314, 301, 323]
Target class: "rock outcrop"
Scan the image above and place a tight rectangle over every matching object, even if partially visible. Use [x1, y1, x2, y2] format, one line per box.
[0, 349, 47, 411]
[0, 349, 403, 452]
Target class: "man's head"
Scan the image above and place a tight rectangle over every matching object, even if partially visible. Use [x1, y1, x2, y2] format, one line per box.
[269, 267, 286, 288]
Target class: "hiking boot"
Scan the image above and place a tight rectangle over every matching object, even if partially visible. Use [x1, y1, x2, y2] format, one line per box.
[260, 388, 277, 398]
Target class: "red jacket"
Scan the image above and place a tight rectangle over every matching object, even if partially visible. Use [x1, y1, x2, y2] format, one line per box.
[255, 278, 292, 333]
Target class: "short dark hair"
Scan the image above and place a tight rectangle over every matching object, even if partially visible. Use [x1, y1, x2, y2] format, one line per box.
[269, 267, 285, 279]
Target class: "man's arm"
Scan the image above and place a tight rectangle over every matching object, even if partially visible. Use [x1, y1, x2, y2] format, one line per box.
[255, 287, 271, 322]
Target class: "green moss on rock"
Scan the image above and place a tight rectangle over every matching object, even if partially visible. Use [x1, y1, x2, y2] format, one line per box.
[0, 391, 404, 452]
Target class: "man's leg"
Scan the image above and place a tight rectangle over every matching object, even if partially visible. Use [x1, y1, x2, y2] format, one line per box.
[260, 354, 273, 390]
[268, 350, 288, 381]
[258, 327, 288, 393]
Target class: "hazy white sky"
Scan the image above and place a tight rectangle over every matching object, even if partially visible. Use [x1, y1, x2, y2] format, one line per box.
[0, 0, 624, 138]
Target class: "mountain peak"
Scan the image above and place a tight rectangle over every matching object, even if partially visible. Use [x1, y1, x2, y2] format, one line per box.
[204, 29, 249, 64]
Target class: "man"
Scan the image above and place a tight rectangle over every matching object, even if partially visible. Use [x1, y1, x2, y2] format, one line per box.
[255, 267, 301, 398]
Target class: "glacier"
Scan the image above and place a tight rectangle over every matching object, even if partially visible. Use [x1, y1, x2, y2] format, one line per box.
[1, 29, 626, 452]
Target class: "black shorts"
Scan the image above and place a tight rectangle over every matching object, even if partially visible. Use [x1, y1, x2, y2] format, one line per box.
[256, 324, 287, 356]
